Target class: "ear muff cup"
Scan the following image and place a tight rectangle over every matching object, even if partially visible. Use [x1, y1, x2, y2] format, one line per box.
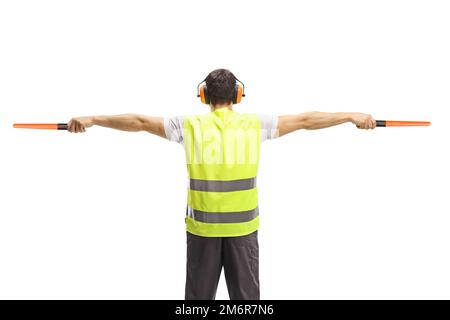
[233, 84, 243, 104]
[199, 85, 210, 104]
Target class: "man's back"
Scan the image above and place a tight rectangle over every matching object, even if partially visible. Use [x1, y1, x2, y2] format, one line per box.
[164, 108, 278, 237]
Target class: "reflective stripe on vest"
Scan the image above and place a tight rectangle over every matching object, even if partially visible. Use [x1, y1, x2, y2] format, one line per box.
[190, 177, 256, 192]
[187, 206, 259, 223]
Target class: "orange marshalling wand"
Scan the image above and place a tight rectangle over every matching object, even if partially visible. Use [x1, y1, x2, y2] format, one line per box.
[375, 120, 431, 127]
[13, 123, 68, 130]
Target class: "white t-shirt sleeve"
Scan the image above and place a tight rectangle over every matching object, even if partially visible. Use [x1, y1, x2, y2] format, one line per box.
[258, 114, 279, 142]
[164, 116, 185, 145]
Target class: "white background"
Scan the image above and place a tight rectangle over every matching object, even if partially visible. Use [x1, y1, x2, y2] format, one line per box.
[0, 0, 449, 299]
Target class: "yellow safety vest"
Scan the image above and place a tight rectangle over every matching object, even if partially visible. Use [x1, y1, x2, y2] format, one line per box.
[183, 108, 260, 237]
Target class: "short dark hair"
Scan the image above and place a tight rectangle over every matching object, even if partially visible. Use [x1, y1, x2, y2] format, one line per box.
[205, 69, 237, 105]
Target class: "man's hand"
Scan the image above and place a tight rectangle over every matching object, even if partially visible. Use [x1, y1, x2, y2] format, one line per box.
[351, 113, 376, 130]
[67, 116, 94, 133]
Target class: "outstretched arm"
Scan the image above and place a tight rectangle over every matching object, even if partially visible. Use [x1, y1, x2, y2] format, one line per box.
[67, 114, 166, 138]
[277, 112, 376, 137]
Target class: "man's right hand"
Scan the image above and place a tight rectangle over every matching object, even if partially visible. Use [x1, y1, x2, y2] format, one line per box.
[67, 116, 94, 133]
[351, 113, 376, 130]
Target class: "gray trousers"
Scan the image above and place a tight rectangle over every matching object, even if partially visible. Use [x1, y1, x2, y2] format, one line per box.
[185, 231, 260, 300]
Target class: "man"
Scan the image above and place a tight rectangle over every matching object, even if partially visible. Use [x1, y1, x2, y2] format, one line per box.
[68, 69, 376, 300]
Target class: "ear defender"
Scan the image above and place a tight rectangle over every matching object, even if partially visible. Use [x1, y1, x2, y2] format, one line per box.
[198, 85, 210, 104]
[233, 83, 244, 104]
[197, 76, 246, 105]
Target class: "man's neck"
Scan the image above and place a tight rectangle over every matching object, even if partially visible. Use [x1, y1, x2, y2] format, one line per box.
[210, 103, 233, 112]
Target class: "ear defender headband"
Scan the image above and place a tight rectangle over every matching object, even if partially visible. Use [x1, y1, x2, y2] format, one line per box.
[196, 76, 246, 104]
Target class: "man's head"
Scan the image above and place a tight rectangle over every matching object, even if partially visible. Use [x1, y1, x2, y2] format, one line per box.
[205, 69, 237, 108]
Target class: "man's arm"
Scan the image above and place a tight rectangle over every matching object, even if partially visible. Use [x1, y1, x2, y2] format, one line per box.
[67, 114, 166, 138]
[277, 112, 376, 137]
